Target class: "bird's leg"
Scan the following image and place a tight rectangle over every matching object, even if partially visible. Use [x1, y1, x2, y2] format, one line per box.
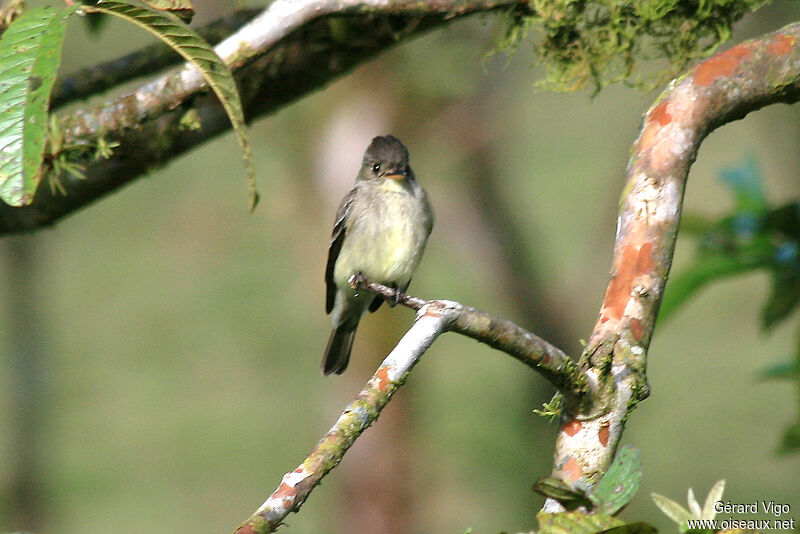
[348, 272, 366, 290]
[389, 284, 403, 307]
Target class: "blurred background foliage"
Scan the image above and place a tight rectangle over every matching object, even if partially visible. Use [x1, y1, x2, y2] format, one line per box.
[1, 1, 800, 533]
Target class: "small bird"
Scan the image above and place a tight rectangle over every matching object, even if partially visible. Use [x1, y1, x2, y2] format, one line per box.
[323, 135, 434, 375]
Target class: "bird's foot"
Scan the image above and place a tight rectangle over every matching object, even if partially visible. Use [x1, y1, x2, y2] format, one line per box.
[348, 272, 366, 290]
[389, 285, 404, 307]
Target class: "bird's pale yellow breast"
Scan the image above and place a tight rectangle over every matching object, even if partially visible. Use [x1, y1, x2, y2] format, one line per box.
[333, 178, 429, 288]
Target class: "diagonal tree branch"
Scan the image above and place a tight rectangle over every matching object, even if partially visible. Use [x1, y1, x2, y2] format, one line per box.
[547, 23, 800, 499]
[51, 9, 261, 109]
[0, 0, 519, 235]
[237, 302, 449, 534]
[353, 276, 588, 401]
[238, 277, 587, 532]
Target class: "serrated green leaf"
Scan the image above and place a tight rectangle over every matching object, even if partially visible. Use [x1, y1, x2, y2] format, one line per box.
[599, 522, 658, 534]
[589, 446, 641, 515]
[537, 511, 623, 534]
[651, 493, 693, 525]
[0, 5, 79, 206]
[533, 477, 593, 510]
[83, 0, 257, 209]
[701, 480, 725, 520]
[142, 0, 194, 22]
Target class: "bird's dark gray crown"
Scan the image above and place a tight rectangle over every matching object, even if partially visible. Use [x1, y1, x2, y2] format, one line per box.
[362, 135, 409, 169]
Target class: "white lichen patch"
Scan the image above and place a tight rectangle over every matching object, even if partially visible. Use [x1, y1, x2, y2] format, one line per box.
[258, 468, 308, 516]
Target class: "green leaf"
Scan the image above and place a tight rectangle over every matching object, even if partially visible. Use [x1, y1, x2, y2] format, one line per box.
[651, 493, 692, 526]
[764, 202, 800, 239]
[537, 511, 624, 534]
[533, 477, 593, 510]
[141, 0, 195, 23]
[757, 359, 800, 380]
[83, 0, 258, 209]
[0, 5, 79, 206]
[599, 523, 658, 534]
[589, 446, 642, 516]
[776, 422, 800, 455]
[762, 267, 800, 329]
[659, 249, 769, 324]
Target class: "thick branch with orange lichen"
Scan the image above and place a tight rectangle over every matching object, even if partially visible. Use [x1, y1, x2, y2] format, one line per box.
[548, 23, 800, 498]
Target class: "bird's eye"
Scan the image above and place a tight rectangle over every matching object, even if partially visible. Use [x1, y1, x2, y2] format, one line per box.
[371, 163, 381, 173]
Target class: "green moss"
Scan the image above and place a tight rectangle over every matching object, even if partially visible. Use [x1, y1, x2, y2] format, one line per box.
[494, 0, 770, 94]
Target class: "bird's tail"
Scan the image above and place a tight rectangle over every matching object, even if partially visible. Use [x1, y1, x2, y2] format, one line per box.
[322, 324, 357, 375]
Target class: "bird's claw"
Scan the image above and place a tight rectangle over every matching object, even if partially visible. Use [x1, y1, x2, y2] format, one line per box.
[348, 272, 366, 290]
[389, 286, 404, 307]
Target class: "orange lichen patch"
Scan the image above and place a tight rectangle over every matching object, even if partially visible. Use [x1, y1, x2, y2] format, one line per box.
[375, 366, 392, 393]
[562, 419, 582, 436]
[423, 302, 444, 317]
[638, 242, 654, 271]
[694, 44, 752, 87]
[235, 524, 258, 534]
[562, 456, 582, 482]
[602, 242, 655, 321]
[604, 245, 638, 321]
[630, 318, 644, 341]
[649, 101, 672, 126]
[637, 119, 661, 153]
[598, 423, 610, 447]
[272, 482, 296, 502]
[767, 34, 795, 56]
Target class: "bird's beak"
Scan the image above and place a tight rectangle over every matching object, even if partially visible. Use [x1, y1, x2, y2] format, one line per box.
[383, 169, 407, 180]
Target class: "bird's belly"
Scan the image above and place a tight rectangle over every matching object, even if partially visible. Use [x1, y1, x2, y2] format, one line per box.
[334, 199, 426, 287]
[362, 226, 418, 280]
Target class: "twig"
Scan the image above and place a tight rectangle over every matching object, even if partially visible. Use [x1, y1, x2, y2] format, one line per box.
[351, 276, 589, 405]
[238, 276, 587, 532]
[236, 304, 450, 533]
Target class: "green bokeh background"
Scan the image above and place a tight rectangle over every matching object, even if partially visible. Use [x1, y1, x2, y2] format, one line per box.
[1, 1, 799, 533]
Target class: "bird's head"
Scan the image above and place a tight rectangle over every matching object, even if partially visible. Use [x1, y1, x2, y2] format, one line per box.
[359, 135, 412, 182]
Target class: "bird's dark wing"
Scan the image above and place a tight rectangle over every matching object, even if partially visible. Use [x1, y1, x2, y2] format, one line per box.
[326, 187, 358, 314]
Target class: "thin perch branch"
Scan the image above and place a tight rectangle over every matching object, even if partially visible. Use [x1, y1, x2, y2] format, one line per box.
[238, 279, 587, 532]
[351, 276, 589, 405]
[236, 304, 449, 534]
